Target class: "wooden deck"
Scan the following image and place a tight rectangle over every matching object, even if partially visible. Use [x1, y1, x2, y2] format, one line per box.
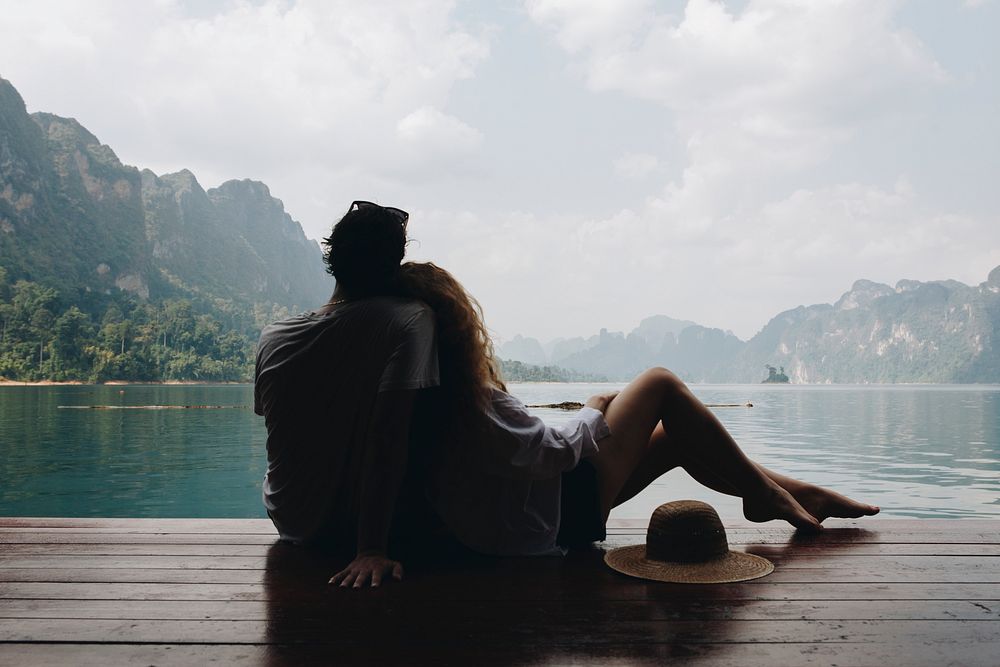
[1, 518, 998, 666]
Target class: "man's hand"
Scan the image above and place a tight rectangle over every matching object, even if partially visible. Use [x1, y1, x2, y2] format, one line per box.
[584, 391, 619, 413]
[328, 552, 404, 588]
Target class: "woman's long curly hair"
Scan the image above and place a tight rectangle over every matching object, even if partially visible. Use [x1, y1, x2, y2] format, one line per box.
[397, 262, 505, 436]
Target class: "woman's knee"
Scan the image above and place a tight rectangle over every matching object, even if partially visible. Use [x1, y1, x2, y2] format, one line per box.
[638, 367, 684, 394]
[633, 367, 687, 414]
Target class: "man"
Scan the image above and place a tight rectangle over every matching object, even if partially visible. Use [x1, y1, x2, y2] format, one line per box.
[254, 201, 439, 587]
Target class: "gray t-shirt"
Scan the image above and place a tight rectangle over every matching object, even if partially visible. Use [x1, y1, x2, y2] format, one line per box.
[254, 297, 439, 544]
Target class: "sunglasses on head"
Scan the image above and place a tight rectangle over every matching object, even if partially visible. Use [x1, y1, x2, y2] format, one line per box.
[350, 200, 409, 228]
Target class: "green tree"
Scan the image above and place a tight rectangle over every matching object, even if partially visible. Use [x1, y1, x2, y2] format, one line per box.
[53, 306, 93, 368]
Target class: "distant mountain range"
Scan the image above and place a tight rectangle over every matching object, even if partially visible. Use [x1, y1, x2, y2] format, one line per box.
[498, 270, 1000, 383]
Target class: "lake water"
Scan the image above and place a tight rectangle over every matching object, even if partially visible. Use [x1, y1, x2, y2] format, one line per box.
[1, 383, 998, 521]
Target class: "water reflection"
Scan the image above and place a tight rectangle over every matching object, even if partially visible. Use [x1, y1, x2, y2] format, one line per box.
[0, 384, 267, 517]
[0, 383, 997, 519]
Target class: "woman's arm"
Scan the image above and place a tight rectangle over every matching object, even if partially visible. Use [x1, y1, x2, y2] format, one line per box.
[485, 391, 616, 480]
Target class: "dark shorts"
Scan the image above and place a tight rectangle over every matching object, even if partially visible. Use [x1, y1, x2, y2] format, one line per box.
[556, 459, 607, 549]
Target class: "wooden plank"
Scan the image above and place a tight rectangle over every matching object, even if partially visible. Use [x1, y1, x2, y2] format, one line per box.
[5, 527, 999, 545]
[0, 556, 271, 570]
[1, 598, 996, 622]
[0, 599, 269, 620]
[3, 518, 998, 538]
[610, 530, 1000, 544]
[0, 518, 277, 532]
[2, 564, 998, 585]
[0, 533, 279, 545]
[6, 518, 997, 530]
[4, 541, 1000, 557]
[2, 642, 999, 667]
[2, 617, 999, 645]
[0, 582, 264, 601]
[3, 554, 998, 572]
[605, 518, 1000, 531]
[4, 581, 1000, 602]
[0, 544, 276, 557]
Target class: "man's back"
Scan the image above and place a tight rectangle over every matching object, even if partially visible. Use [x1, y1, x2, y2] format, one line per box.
[254, 297, 438, 544]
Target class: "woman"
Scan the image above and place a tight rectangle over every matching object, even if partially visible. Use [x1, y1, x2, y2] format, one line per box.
[393, 261, 879, 557]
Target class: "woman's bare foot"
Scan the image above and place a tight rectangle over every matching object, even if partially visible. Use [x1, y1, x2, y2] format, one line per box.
[743, 484, 823, 532]
[791, 484, 880, 522]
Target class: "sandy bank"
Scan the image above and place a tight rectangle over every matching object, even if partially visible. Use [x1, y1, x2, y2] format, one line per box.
[0, 379, 248, 386]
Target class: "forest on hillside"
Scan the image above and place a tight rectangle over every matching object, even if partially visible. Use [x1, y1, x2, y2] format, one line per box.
[0, 268, 288, 383]
[0, 269, 592, 384]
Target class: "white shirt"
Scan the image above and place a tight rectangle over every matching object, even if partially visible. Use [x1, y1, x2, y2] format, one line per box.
[430, 389, 610, 556]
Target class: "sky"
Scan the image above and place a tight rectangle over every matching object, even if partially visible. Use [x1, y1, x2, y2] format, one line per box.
[1, 0, 998, 341]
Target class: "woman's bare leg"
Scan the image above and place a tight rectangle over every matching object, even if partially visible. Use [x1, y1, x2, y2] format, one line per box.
[611, 419, 879, 521]
[611, 423, 737, 507]
[588, 368, 822, 531]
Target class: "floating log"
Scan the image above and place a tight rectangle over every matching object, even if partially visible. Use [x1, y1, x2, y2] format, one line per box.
[526, 401, 753, 410]
[57, 405, 251, 410]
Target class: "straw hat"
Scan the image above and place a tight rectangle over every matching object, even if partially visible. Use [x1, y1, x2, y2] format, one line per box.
[604, 500, 774, 584]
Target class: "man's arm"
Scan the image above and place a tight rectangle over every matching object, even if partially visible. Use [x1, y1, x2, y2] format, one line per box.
[329, 388, 416, 588]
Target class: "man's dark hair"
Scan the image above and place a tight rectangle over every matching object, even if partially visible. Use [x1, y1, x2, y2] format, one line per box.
[322, 205, 407, 294]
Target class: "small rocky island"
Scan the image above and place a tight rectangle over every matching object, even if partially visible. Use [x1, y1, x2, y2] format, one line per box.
[762, 365, 790, 384]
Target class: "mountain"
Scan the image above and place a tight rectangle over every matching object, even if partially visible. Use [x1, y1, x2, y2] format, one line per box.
[501, 315, 702, 369]
[496, 334, 547, 366]
[0, 76, 329, 309]
[501, 268, 1000, 383]
[631, 314, 699, 348]
[140, 169, 327, 308]
[731, 271, 1000, 383]
[0, 77, 332, 381]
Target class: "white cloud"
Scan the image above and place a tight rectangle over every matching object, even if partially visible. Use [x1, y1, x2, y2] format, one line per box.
[396, 106, 483, 156]
[613, 152, 660, 181]
[0, 0, 490, 234]
[523, 0, 653, 53]
[494, 0, 993, 339]
[408, 179, 1000, 341]
[530, 0, 945, 184]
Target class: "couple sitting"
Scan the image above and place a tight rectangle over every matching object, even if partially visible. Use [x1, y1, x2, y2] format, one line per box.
[253, 201, 878, 588]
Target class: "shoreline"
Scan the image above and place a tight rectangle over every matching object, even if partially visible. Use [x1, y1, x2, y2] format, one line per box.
[0, 380, 249, 387]
[2, 379, 999, 388]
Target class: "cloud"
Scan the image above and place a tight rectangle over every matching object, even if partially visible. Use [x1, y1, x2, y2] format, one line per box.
[408, 178, 1000, 341]
[529, 0, 946, 182]
[396, 106, 483, 167]
[523, 0, 653, 53]
[486, 0, 994, 339]
[0, 0, 490, 232]
[613, 152, 660, 181]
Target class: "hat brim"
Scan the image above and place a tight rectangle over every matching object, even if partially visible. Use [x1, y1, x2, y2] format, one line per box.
[604, 545, 774, 584]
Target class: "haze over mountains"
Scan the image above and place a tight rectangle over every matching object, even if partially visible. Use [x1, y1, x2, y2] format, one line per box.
[0, 77, 330, 312]
[498, 271, 1000, 384]
[2, 76, 998, 383]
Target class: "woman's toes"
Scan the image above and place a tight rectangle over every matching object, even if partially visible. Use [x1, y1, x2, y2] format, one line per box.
[799, 486, 881, 521]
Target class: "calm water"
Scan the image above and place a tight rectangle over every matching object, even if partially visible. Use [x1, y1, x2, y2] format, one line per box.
[1, 383, 998, 520]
